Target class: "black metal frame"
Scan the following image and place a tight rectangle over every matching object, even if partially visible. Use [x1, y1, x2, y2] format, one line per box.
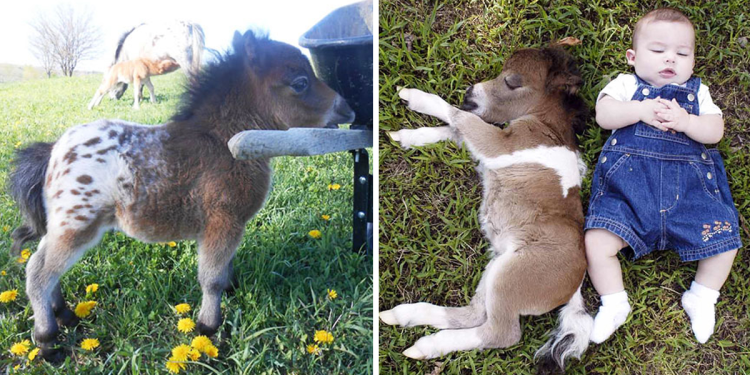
[351, 148, 372, 253]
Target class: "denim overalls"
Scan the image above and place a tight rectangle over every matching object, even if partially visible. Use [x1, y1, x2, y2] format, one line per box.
[585, 75, 742, 261]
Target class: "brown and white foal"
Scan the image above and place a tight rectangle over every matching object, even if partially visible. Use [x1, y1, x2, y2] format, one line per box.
[10, 30, 354, 361]
[88, 57, 180, 109]
[383, 47, 591, 373]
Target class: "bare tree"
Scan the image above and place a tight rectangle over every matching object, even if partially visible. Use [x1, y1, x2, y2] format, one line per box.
[28, 4, 100, 77]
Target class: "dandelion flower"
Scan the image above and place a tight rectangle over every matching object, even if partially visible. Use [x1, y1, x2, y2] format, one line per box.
[0, 289, 18, 303]
[313, 330, 334, 345]
[327, 289, 338, 300]
[20, 249, 31, 260]
[327, 183, 341, 190]
[177, 318, 195, 333]
[74, 301, 97, 318]
[13, 364, 20, 371]
[204, 345, 219, 358]
[2, 225, 9, 232]
[14, 141, 22, 148]
[308, 229, 322, 239]
[81, 338, 99, 351]
[10, 340, 31, 356]
[1, 271, 6, 276]
[28, 347, 40, 361]
[321, 215, 331, 221]
[167, 241, 177, 247]
[166, 358, 186, 373]
[17, 257, 27, 264]
[306, 343, 320, 355]
[171, 344, 192, 361]
[188, 348, 201, 361]
[191, 335, 212, 352]
[86, 283, 99, 294]
[174, 303, 191, 315]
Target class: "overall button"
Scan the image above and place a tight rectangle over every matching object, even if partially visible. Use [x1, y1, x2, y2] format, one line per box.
[601, 156, 608, 163]
[707, 172, 713, 179]
[611, 138, 618, 146]
[701, 153, 708, 160]
[688, 93, 695, 102]
[641, 88, 650, 96]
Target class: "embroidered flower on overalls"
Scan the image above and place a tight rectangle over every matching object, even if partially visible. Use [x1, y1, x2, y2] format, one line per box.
[701, 221, 733, 242]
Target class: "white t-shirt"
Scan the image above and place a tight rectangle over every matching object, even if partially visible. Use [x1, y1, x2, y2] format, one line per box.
[597, 74, 722, 116]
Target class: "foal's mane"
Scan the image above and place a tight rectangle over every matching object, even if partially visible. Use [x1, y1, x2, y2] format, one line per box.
[171, 31, 271, 123]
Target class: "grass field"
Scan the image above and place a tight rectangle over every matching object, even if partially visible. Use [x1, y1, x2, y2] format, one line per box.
[0, 71, 372, 373]
[379, 0, 750, 374]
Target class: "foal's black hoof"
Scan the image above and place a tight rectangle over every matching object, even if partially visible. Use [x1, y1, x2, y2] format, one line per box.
[40, 346, 66, 364]
[196, 321, 219, 338]
[56, 308, 80, 327]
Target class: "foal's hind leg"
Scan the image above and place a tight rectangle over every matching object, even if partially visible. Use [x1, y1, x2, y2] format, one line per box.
[27, 227, 105, 361]
[195, 220, 244, 336]
[380, 257, 497, 329]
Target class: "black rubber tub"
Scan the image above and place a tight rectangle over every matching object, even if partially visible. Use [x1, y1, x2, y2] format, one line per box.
[299, 0, 373, 129]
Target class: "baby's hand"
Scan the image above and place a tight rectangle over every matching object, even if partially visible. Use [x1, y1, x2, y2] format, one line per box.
[639, 98, 670, 130]
[655, 98, 691, 133]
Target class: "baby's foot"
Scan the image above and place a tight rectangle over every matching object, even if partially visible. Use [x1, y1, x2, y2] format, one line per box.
[682, 281, 719, 344]
[590, 291, 630, 343]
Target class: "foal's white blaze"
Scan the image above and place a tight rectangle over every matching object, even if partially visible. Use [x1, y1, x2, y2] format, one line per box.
[479, 146, 583, 197]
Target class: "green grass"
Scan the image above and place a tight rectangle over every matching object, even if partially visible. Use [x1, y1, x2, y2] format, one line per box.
[0, 72, 372, 373]
[379, 0, 750, 374]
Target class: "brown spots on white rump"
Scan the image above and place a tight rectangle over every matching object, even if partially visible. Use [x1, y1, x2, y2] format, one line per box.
[77, 175, 93, 185]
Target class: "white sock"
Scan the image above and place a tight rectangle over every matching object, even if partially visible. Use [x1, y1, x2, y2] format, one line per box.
[682, 281, 720, 344]
[590, 290, 631, 344]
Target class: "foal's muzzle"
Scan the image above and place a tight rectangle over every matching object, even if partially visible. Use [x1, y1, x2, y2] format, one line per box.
[460, 85, 478, 111]
[326, 96, 356, 128]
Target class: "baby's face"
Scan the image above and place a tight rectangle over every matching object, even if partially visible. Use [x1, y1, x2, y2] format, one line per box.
[627, 20, 695, 88]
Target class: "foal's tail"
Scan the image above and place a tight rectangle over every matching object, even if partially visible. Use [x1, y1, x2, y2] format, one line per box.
[535, 284, 593, 374]
[8, 142, 53, 255]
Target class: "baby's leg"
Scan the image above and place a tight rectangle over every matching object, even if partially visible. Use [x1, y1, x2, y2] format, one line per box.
[683, 249, 738, 343]
[585, 229, 630, 343]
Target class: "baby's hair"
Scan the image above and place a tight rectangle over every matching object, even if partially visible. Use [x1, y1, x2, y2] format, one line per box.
[633, 8, 694, 48]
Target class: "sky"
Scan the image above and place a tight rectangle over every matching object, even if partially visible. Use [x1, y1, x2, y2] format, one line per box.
[0, 0, 364, 72]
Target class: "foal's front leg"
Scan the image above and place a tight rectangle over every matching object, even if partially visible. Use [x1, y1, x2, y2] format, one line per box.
[196, 221, 244, 336]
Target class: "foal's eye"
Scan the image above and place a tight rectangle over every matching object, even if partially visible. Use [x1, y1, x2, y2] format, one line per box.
[504, 74, 523, 90]
[290, 77, 309, 93]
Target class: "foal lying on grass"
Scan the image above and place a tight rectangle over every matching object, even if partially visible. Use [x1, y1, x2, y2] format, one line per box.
[383, 46, 591, 374]
[10, 30, 354, 362]
[88, 57, 180, 110]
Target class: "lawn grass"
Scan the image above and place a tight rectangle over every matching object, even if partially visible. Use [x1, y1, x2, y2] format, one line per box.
[0, 71, 372, 373]
[379, 0, 750, 374]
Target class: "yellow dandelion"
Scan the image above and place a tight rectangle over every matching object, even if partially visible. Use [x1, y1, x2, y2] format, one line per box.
[313, 330, 334, 345]
[306, 343, 320, 355]
[20, 249, 31, 260]
[80, 338, 99, 351]
[166, 358, 186, 373]
[10, 339, 31, 356]
[74, 301, 97, 318]
[2, 225, 9, 232]
[174, 303, 191, 315]
[308, 229, 322, 239]
[14, 141, 22, 148]
[177, 318, 195, 333]
[17, 257, 27, 264]
[188, 348, 201, 361]
[85, 283, 99, 294]
[1, 271, 6, 276]
[171, 344, 192, 361]
[167, 241, 177, 247]
[204, 345, 219, 358]
[321, 215, 331, 221]
[0, 289, 18, 303]
[191, 335, 212, 352]
[28, 347, 40, 361]
[13, 364, 20, 370]
[327, 183, 341, 190]
[327, 289, 338, 300]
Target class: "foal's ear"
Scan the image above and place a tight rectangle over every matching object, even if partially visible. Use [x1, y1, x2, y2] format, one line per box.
[235, 30, 264, 68]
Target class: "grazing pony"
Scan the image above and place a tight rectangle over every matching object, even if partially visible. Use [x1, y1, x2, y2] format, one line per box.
[110, 21, 204, 99]
[382, 47, 591, 374]
[9, 30, 354, 362]
[88, 58, 180, 109]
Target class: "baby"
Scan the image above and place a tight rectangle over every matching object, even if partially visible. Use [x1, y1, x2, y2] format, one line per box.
[585, 8, 741, 344]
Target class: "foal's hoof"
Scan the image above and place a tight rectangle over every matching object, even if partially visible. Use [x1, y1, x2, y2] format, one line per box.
[196, 321, 220, 338]
[56, 308, 80, 327]
[40, 346, 67, 364]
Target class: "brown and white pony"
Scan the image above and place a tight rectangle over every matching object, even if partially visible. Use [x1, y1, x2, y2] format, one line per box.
[382, 47, 591, 373]
[88, 58, 180, 109]
[9, 30, 354, 362]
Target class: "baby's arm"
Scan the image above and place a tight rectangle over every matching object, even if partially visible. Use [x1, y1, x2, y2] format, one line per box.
[655, 98, 724, 144]
[595, 95, 669, 130]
